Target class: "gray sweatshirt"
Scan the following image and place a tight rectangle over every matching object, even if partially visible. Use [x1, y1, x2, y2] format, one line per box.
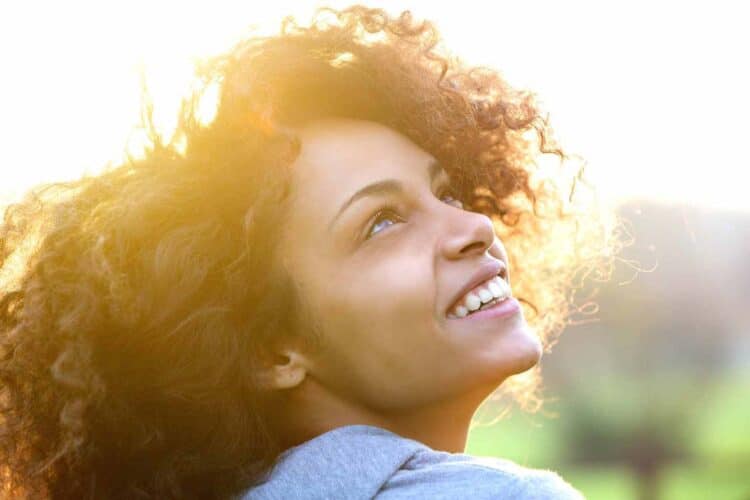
[241, 424, 584, 499]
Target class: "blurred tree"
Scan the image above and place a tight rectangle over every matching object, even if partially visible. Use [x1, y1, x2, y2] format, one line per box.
[561, 381, 691, 500]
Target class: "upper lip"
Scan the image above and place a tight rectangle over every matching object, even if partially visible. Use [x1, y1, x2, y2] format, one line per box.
[446, 259, 507, 315]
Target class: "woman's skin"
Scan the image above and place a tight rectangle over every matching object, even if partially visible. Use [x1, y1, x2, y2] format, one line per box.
[260, 118, 543, 453]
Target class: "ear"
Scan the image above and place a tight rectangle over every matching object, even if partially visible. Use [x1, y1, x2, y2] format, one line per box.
[255, 342, 309, 391]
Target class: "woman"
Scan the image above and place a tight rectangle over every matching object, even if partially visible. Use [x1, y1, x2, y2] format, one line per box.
[0, 5, 615, 499]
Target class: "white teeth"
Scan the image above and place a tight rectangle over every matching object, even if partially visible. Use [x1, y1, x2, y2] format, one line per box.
[488, 280, 502, 298]
[497, 277, 511, 296]
[465, 293, 481, 311]
[491, 276, 510, 295]
[448, 274, 513, 319]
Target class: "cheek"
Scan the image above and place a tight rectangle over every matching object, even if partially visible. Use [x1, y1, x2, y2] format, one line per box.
[308, 267, 446, 399]
[302, 242, 503, 406]
[339, 259, 435, 335]
[321, 270, 430, 348]
[319, 246, 430, 314]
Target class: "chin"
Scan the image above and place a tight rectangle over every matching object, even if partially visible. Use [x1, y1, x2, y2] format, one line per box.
[474, 338, 542, 396]
[521, 339, 544, 371]
[505, 332, 544, 375]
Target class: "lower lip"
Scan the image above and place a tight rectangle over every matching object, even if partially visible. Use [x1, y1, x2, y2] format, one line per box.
[449, 297, 521, 321]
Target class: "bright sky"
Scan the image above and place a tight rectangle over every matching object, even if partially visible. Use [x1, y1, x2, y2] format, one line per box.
[1, 0, 747, 212]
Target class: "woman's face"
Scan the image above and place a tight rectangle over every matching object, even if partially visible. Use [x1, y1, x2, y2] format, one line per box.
[276, 118, 542, 414]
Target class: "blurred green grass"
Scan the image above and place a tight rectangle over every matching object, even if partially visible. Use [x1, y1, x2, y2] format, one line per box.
[555, 466, 636, 500]
[690, 369, 750, 462]
[659, 464, 750, 500]
[465, 369, 750, 499]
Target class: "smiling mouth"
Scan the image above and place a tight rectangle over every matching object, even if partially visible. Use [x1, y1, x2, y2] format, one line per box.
[446, 273, 511, 319]
[448, 295, 507, 319]
[446, 293, 520, 322]
[474, 296, 506, 311]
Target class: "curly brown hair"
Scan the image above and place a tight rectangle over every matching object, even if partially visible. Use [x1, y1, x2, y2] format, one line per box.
[0, 5, 619, 499]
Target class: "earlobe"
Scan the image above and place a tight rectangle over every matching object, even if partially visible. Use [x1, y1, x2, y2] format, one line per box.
[274, 352, 307, 389]
[256, 349, 308, 391]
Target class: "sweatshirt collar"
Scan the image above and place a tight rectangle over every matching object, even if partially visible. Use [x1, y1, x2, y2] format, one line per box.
[244, 424, 429, 500]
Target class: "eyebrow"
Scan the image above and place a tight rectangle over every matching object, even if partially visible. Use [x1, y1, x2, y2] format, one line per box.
[328, 159, 447, 231]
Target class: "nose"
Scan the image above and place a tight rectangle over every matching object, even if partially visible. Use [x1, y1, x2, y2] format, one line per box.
[440, 207, 496, 260]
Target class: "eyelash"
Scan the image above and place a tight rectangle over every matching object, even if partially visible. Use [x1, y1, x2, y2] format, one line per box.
[364, 186, 464, 240]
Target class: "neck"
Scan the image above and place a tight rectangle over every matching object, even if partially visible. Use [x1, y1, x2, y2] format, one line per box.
[269, 377, 501, 453]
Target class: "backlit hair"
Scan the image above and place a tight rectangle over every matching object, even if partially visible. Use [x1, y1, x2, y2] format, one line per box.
[0, 5, 619, 498]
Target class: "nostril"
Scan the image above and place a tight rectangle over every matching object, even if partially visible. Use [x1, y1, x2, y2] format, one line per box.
[498, 265, 508, 281]
[460, 241, 486, 255]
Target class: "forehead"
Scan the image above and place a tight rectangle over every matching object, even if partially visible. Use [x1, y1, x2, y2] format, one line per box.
[287, 118, 437, 203]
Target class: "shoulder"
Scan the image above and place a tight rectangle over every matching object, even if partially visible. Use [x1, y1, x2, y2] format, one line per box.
[242, 425, 430, 500]
[240, 425, 584, 500]
[375, 450, 584, 500]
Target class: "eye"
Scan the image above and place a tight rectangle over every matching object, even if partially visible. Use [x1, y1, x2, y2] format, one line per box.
[363, 186, 462, 241]
[365, 208, 404, 240]
[438, 185, 464, 209]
